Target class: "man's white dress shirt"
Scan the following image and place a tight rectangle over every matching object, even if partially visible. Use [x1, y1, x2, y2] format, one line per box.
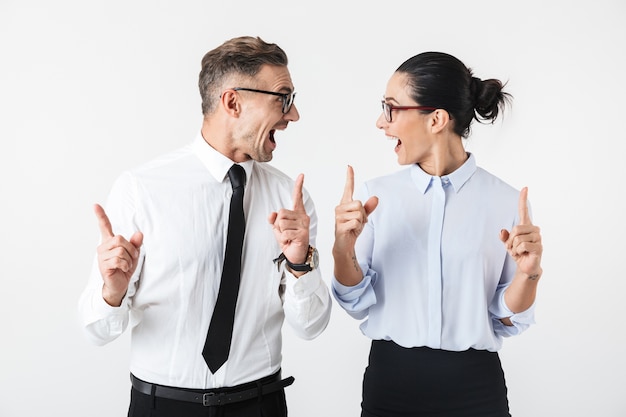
[79, 134, 331, 389]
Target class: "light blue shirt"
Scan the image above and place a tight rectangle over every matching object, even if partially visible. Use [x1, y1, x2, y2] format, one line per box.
[332, 154, 535, 352]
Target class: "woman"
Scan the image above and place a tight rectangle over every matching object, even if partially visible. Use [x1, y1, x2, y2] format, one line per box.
[332, 52, 543, 416]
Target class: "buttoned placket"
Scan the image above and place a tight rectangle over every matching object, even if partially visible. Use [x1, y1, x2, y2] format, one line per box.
[426, 176, 448, 347]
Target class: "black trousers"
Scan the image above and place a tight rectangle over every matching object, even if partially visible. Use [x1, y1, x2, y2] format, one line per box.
[361, 340, 511, 417]
[128, 373, 288, 417]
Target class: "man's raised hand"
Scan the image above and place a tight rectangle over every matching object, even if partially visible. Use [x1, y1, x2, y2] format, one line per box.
[94, 203, 143, 306]
[268, 174, 311, 266]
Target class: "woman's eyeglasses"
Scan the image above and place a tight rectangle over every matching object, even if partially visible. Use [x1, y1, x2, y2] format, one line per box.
[381, 101, 436, 122]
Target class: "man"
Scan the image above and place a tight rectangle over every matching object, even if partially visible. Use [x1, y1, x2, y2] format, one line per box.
[79, 36, 331, 417]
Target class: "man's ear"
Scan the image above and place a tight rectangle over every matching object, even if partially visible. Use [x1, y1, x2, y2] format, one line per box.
[429, 109, 451, 134]
[220, 89, 241, 118]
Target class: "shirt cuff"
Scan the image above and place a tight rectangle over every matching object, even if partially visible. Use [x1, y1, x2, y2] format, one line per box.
[285, 268, 324, 298]
[491, 291, 536, 337]
[495, 291, 536, 322]
[331, 274, 370, 299]
[90, 289, 129, 318]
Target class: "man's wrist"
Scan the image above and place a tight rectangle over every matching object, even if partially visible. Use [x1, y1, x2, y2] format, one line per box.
[273, 246, 319, 273]
[102, 285, 126, 307]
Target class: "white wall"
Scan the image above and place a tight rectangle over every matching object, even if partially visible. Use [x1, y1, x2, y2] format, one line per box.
[1, 1, 625, 416]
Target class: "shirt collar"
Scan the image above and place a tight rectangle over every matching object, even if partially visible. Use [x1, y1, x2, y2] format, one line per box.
[191, 132, 254, 185]
[410, 152, 477, 194]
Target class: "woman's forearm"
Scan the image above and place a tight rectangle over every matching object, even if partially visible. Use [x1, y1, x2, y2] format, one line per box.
[503, 267, 542, 314]
[332, 246, 364, 287]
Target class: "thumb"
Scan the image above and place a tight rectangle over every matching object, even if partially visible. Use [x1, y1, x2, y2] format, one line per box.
[130, 231, 144, 249]
[499, 229, 510, 244]
[364, 196, 379, 216]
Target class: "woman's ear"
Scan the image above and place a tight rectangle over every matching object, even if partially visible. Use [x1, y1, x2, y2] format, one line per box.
[429, 109, 451, 134]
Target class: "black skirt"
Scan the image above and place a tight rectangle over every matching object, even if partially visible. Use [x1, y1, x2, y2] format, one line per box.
[361, 340, 511, 417]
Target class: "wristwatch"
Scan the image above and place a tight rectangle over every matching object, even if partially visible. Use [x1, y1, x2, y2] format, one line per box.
[273, 245, 319, 272]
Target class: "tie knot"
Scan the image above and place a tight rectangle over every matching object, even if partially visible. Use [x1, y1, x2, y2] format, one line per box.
[228, 164, 246, 190]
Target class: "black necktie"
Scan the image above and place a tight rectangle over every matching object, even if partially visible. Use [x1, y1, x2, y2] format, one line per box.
[202, 164, 246, 373]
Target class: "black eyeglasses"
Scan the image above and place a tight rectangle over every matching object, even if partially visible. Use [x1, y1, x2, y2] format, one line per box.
[381, 101, 436, 122]
[233, 87, 296, 114]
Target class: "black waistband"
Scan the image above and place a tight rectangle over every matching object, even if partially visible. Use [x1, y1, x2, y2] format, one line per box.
[130, 371, 294, 407]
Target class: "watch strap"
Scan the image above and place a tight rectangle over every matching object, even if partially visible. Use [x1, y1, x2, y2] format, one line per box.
[273, 246, 314, 272]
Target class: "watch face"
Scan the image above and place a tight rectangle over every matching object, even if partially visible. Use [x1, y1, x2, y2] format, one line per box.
[310, 247, 319, 269]
[286, 246, 319, 272]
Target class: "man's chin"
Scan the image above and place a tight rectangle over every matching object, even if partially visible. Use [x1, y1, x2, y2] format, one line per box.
[250, 152, 273, 163]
